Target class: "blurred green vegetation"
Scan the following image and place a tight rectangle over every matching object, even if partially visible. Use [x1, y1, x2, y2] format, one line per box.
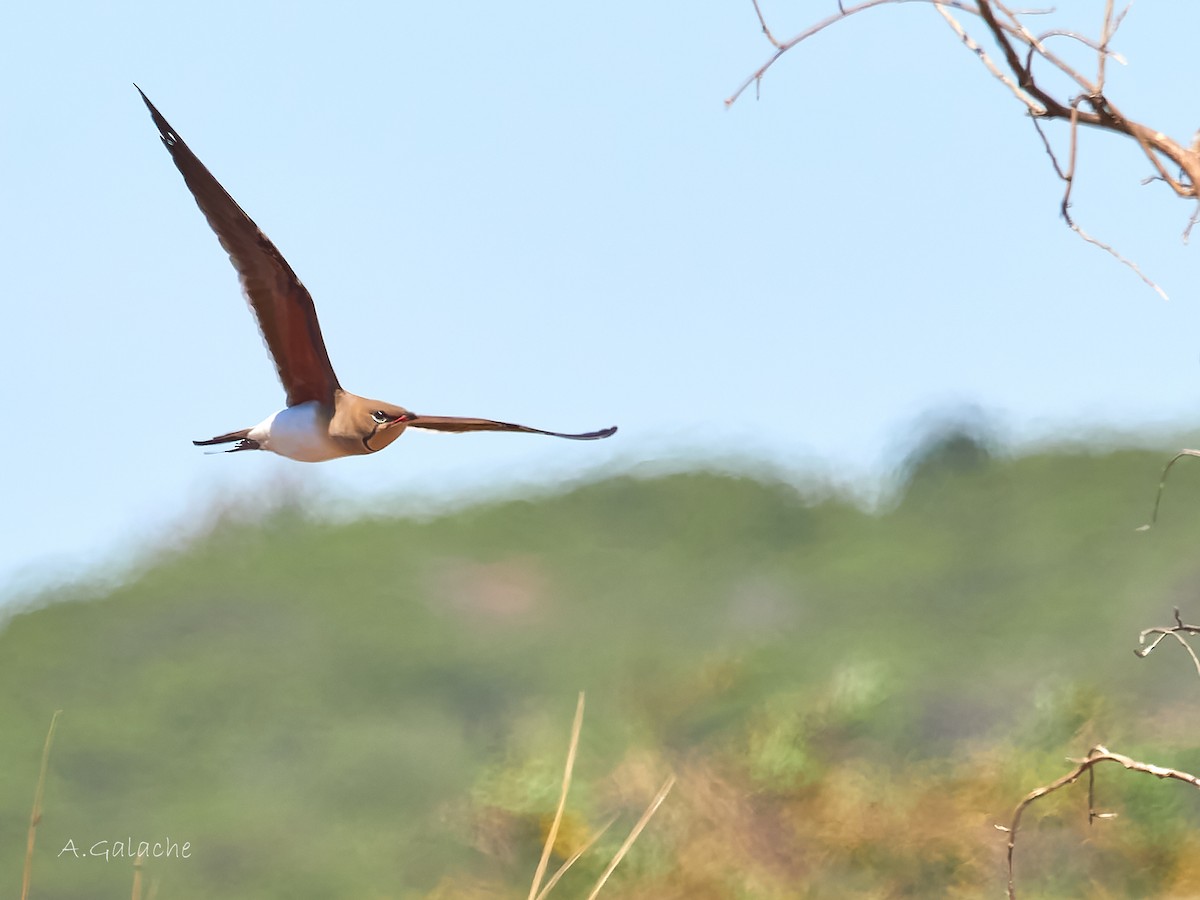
[7, 434, 1200, 898]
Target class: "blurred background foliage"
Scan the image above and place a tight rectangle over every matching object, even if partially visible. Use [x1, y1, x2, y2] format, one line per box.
[7, 425, 1200, 898]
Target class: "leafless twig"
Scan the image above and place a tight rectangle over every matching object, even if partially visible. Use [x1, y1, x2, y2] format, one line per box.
[750, 0, 783, 48]
[936, 4, 1040, 111]
[996, 745, 1200, 899]
[1184, 202, 1200, 243]
[1136, 448, 1200, 530]
[1134, 607, 1200, 679]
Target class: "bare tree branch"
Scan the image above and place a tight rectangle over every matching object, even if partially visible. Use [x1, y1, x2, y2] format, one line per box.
[729, 1, 1200, 294]
[725, 1, 978, 108]
[997, 746, 1200, 899]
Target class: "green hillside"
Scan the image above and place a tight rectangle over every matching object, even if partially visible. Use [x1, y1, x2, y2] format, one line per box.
[7, 436, 1200, 898]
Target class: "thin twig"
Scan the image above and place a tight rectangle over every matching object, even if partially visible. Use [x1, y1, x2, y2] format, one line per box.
[1035, 28, 1126, 61]
[751, 0, 783, 47]
[1096, 0, 1115, 90]
[1112, 1, 1133, 39]
[22, 710, 63, 900]
[1184, 201, 1200, 243]
[1136, 449, 1200, 529]
[1069, 222, 1170, 298]
[1030, 117, 1067, 178]
[1060, 100, 1081, 220]
[727, 0, 978, 107]
[935, 3, 1044, 113]
[1134, 607, 1200, 679]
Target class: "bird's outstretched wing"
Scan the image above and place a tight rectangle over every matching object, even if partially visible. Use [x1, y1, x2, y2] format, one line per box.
[407, 415, 617, 440]
[137, 86, 340, 407]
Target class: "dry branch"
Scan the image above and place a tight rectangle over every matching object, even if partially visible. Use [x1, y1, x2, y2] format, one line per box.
[1134, 606, 1200, 679]
[729, 0, 1200, 295]
[998, 745, 1200, 899]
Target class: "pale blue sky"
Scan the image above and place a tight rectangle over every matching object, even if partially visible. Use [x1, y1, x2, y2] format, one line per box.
[4, 2, 1200, 597]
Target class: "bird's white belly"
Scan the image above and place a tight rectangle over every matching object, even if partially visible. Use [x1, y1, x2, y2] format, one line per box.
[249, 402, 344, 462]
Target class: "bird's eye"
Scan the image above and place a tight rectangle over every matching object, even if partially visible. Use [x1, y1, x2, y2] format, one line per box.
[371, 410, 393, 425]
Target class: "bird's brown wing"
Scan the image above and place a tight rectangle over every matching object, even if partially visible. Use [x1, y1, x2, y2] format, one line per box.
[137, 86, 339, 407]
[407, 414, 617, 441]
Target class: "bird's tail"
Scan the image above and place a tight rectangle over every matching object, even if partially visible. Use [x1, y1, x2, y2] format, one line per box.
[194, 428, 258, 452]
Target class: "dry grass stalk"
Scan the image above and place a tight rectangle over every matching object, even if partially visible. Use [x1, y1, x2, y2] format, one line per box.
[527, 692, 586, 900]
[583, 774, 676, 900]
[527, 693, 675, 899]
[132, 852, 145, 900]
[533, 816, 617, 900]
[21, 709, 63, 900]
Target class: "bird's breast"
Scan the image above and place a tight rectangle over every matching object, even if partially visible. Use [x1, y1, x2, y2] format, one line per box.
[249, 402, 348, 462]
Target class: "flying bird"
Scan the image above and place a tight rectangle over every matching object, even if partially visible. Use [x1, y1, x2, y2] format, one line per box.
[136, 87, 616, 462]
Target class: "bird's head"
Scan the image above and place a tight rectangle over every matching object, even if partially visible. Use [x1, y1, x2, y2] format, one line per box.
[336, 396, 414, 454]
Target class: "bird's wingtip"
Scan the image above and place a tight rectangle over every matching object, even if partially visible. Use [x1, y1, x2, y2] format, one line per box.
[578, 425, 617, 440]
[134, 84, 157, 111]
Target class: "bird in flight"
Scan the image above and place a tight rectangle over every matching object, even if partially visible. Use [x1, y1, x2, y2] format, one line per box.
[136, 87, 616, 462]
